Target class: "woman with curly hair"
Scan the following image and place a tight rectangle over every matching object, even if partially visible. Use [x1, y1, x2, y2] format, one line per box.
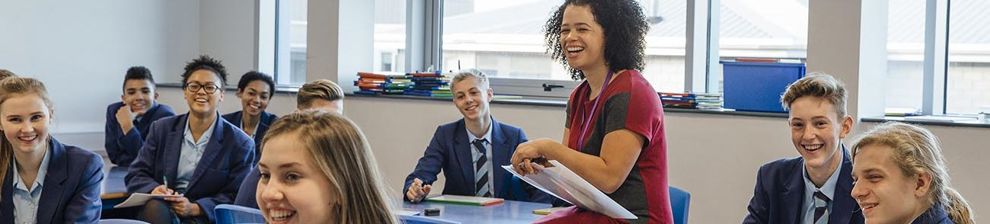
[510, 0, 672, 223]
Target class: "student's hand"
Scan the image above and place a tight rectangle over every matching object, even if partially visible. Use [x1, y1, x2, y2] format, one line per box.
[511, 139, 553, 175]
[406, 178, 432, 203]
[164, 196, 202, 217]
[151, 185, 176, 195]
[116, 106, 136, 133]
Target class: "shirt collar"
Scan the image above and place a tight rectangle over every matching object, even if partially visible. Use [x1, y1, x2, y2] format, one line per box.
[184, 113, 219, 145]
[12, 145, 52, 192]
[465, 120, 494, 144]
[802, 158, 843, 200]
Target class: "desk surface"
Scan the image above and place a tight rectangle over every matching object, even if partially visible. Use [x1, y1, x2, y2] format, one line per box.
[402, 199, 551, 224]
[101, 166, 129, 199]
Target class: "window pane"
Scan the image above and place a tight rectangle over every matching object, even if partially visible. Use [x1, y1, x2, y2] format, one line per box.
[441, 0, 686, 92]
[885, 0, 925, 112]
[717, 0, 808, 93]
[375, 0, 406, 73]
[275, 0, 307, 86]
[946, 0, 990, 114]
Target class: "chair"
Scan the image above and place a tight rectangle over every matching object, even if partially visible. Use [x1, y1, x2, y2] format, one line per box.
[98, 219, 149, 224]
[669, 186, 691, 224]
[398, 214, 462, 224]
[215, 204, 265, 224]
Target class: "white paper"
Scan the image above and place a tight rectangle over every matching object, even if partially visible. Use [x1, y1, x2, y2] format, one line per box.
[113, 193, 175, 208]
[502, 160, 637, 219]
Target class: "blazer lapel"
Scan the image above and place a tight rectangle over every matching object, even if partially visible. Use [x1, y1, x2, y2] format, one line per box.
[780, 160, 806, 224]
[37, 138, 69, 224]
[831, 150, 860, 223]
[187, 116, 225, 190]
[451, 120, 476, 193]
[489, 119, 511, 197]
[0, 168, 14, 222]
[164, 114, 186, 188]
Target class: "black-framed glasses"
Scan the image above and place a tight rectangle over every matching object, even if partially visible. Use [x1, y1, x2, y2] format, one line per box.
[184, 83, 220, 94]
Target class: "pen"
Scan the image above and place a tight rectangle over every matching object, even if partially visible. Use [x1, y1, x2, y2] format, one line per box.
[163, 175, 173, 195]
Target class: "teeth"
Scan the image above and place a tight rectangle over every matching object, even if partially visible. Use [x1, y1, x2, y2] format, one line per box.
[18, 136, 36, 142]
[804, 144, 823, 150]
[567, 47, 584, 52]
[269, 209, 295, 220]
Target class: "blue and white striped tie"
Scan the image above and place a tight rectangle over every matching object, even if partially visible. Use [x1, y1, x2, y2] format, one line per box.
[472, 139, 492, 197]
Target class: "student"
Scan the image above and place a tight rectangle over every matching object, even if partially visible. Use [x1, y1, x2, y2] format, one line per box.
[0, 77, 104, 223]
[743, 74, 864, 224]
[295, 79, 344, 113]
[126, 55, 255, 223]
[0, 69, 15, 79]
[105, 66, 176, 166]
[851, 122, 974, 224]
[233, 78, 346, 208]
[257, 111, 396, 223]
[222, 71, 277, 160]
[509, 0, 671, 223]
[404, 69, 552, 204]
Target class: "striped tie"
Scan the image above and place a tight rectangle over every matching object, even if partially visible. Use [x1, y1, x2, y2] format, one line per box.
[472, 139, 492, 197]
[813, 190, 831, 224]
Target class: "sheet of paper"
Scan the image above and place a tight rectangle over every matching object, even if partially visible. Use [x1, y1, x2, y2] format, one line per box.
[113, 193, 175, 208]
[502, 160, 637, 219]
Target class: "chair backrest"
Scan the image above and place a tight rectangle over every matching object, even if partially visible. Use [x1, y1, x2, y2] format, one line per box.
[669, 186, 691, 224]
[398, 214, 462, 224]
[98, 219, 149, 224]
[215, 204, 266, 224]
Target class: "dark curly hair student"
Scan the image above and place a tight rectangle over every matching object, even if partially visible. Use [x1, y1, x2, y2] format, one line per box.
[182, 55, 229, 86]
[544, 0, 649, 80]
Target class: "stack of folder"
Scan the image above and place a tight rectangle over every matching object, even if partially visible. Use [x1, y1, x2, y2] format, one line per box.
[659, 92, 723, 110]
[354, 72, 411, 95]
[403, 72, 451, 98]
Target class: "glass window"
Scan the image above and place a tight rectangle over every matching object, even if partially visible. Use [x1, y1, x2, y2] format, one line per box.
[946, 0, 990, 115]
[440, 0, 686, 92]
[884, 0, 925, 113]
[717, 0, 808, 93]
[375, 0, 406, 72]
[274, 0, 307, 86]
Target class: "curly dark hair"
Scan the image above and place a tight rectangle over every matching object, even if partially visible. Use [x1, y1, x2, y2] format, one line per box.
[237, 71, 276, 95]
[181, 55, 228, 87]
[544, 0, 649, 80]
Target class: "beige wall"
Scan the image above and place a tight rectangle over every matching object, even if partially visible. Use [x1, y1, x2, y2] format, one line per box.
[157, 87, 988, 224]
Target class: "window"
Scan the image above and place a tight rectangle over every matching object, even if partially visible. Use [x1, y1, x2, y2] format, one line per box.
[946, 0, 990, 115]
[271, 0, 307, 86]
[439, 0, 686, 94]
[884, 0, 926, 112]
[716, 0, 808, 93]
[375, 0, 406, 73]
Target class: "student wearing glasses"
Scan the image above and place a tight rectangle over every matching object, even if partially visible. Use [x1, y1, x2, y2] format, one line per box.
[126, 55, 255, 223]
[105, 66, 176, 166]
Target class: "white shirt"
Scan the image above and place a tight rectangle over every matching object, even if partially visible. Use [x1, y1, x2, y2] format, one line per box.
[176, 115, 217, 192]
[12, 148, 52, 224]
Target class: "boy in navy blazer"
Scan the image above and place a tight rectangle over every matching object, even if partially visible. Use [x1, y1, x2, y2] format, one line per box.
[404, 69, 552, 204]
[126, 55, 254, 223]
[743, 74, 864, 224]
[105, 66, 176, 166]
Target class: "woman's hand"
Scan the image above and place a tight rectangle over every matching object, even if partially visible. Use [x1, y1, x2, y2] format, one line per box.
[511, 138, 558, 175]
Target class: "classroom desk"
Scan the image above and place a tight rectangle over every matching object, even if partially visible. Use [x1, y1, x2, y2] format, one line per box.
[401, 199, 552, 224]
[101, 166, 129, 210]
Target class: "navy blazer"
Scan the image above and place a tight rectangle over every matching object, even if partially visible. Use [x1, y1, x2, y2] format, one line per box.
[233, 168, 261, 208]
[126, 113, 255, 222]
[104, 102, 176, 166]
[1, 138, 104, 224]
[743, 149, 864, 224]
[403, 118, 553, 203]
[222, 110, 277, 161]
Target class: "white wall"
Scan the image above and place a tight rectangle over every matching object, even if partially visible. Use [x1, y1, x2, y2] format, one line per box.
[0, 0, 199, 133]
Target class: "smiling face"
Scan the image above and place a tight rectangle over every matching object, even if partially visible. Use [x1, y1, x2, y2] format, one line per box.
[237, 80, 272, 117]
[257, 132, 337, 224]
[183, 69, 224, 116]
[0, 93, 52, 155]
[560, 4, 607, 72]
[121, 79, 158, 115]
[451, 76, 492, 123]
[852, 144, 931, 224]
[788, 96, 852, 172]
